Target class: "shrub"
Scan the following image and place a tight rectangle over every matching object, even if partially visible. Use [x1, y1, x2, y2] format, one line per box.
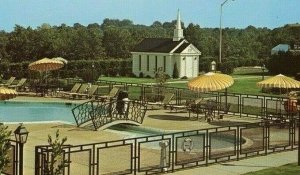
[172, 62, 179, 79]
[218, 61, 235, 74]
[145, 75, 151, 78]
[0, 123, 11, 173]
[129, 72, 137, 77]
[181, 76, 188, 79]
[78, 69, 99, 83]
[165, 74, 171, 79]
[139, 72, 144, 78]
[45, 130, 69, 175]
[295, 73, 300, 81]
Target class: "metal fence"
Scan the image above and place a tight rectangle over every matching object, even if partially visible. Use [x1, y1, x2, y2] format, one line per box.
[35, 118, 299, 175]
[96, 79, 293, 119]
[33, 80, 299, 174]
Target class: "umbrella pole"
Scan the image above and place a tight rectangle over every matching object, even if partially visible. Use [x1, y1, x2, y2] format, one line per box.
[225, 88, 228, 106]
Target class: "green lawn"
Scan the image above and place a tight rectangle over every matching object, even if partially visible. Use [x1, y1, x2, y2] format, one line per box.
[98, 75, 274, 96]
[228, 76, 263, 95]
[96, 67, 287, 96]
[243, 163, 300, 175]
[98, 76, 188, 84]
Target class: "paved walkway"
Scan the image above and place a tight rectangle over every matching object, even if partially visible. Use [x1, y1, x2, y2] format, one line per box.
[172, 150, 298, 174]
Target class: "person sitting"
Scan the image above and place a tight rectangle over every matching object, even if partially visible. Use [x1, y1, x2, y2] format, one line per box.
[284, 91, 298, 114]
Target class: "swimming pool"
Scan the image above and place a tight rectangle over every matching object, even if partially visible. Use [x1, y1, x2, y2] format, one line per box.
[0, 101, 76, 123]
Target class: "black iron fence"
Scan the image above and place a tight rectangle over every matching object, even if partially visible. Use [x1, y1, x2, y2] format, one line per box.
[32, 80, 300, 174]
[35, 118, 299, 175]
[96, 79, 294, 119]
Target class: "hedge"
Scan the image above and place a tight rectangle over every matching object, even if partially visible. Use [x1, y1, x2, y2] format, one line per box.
[0, 59, 132, 81]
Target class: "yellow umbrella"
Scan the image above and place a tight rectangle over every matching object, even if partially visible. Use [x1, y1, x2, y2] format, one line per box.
[0, 87, 17, 100]
[188, 72, 234, 92]
[257, 74, 300, 89]
[28, 58, 64, 72]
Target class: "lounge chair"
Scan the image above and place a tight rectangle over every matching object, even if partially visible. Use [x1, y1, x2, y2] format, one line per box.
[0, 77, 16, 87]
[169, 98, 203, 113]
[8, 78, 27, 91]
[98, 87, 119, 100]
[68, 84, 89, 99]
[76, 85, 98, 99]
[58, 83, 81, 97]
[146, 93, 174, 109]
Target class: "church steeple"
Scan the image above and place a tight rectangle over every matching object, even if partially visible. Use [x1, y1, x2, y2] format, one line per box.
[173, 9, 184, 41]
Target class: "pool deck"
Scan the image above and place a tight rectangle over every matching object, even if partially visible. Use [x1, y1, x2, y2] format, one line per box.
[4, 96, 298, 175]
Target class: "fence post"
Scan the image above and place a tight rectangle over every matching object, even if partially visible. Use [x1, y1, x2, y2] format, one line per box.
[159, 141, 169, 172]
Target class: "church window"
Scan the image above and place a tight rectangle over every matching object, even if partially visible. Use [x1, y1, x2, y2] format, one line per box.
[147, 55, 150, 71]
[163, 56, 166, 72]
[139, 55, 141, 71]
[155, 56, 158, 71]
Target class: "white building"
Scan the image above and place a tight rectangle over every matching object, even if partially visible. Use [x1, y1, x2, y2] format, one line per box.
[131, 10, 201, 78]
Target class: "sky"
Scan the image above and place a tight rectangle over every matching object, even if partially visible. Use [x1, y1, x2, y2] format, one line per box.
[0, 0, 299, 32]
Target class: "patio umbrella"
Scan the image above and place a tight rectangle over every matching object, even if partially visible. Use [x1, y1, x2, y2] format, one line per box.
[52, 57, 68, 65]
[188, 72, 234, 105]
[257, 74, 300, 89]
[188, 72, 234, 92]
[28, 58, 64, 96]
[257, 74, 300, 114]
[28, 58, 64, 72]
[0, 87, 17, 100]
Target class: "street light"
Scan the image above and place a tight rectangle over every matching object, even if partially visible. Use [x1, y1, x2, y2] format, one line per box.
[92, 63, 95, 84]
[261, 64, 266, 80]
[14, 123, 29, 175]
[219, 0, 234, 63]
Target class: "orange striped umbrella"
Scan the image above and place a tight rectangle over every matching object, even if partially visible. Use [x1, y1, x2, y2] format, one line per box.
[188, 72, 234, 92]
[0, 87, 17, 100]
[257, 74, 300, 89]
[28, 58, 64, 72]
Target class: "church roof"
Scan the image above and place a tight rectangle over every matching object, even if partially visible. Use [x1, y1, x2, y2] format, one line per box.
[173, 42, 190, 53]
[132, 38, 185, 53]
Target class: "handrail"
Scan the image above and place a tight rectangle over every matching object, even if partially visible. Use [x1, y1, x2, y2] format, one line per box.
[72, 99, 147, 130]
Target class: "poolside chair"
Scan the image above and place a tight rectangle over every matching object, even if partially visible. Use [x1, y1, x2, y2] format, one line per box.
[76, 85, 98, 99]
[169, 98, 203, 113]
[68, 84, 89, 99]
[58, 83, 81, 97]
[0, 77, 16, 87]
[146, 93, 174, 110]
[8, 78, 27, 91]
[98, 87, 119, 100]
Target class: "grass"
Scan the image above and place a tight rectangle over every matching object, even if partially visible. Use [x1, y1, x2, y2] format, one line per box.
[96, 67, 288, 96]
[243, 163, 300, 175]
[228, 77, 263, 95]
[98, 76, 188, 84]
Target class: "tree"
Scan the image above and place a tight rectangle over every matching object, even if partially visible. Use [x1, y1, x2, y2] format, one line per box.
[45, 130, 69, 175]
[102, 28, 134, 58]
[154, 67, 168, 87]
[172, 62, 179, 78]
[0, 123, 11, 173]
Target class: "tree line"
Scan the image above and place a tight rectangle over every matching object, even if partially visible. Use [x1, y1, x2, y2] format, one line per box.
[0, 18, 299, 72]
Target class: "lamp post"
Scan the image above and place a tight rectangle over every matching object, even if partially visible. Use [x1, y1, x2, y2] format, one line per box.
[211, 61, 216, 72]
[219, 0, 234, 63]
[14, 123, 29, 175]
[92, 63, 95, 84]
[261, 64, 266, 80]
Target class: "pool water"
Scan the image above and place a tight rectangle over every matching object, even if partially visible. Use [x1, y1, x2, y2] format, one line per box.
[0, 101, 75, 123]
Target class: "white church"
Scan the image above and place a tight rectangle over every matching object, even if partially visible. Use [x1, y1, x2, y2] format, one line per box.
[131, 10, 201, 78]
